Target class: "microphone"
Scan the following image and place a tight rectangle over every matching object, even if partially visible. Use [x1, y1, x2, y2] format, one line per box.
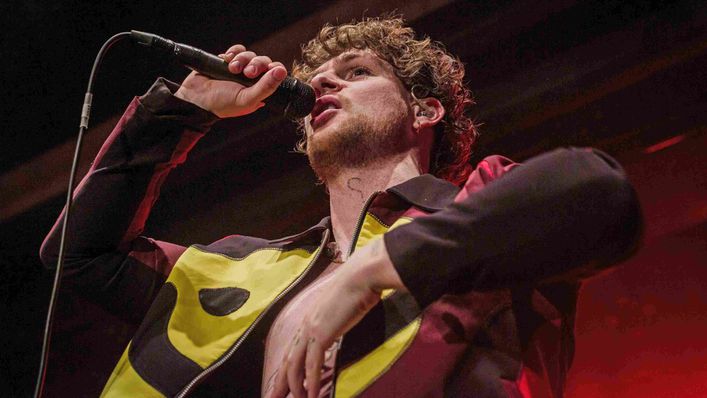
[130, 30, 315, 118]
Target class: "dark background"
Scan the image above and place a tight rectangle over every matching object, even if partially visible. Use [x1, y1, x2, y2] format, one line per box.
[1, 0, 706, 396]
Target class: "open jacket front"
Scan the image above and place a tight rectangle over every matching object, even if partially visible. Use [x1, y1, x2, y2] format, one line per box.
[40, 79, 643, 397]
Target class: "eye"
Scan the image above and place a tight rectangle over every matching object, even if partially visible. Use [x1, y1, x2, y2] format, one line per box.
[348, 66, 372, 79]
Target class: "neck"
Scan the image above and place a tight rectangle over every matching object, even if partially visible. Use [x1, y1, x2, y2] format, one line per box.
[326, 151, 424, 258]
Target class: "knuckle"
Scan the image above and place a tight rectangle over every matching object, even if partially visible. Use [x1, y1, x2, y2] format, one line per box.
[249, 57, 270, 72]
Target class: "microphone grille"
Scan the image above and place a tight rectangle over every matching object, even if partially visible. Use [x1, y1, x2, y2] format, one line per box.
[283, 80, 315, 119]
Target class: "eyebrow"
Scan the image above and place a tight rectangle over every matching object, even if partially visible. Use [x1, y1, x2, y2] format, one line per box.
[311, 52, 381, 77]
[339, 52, 364, 63]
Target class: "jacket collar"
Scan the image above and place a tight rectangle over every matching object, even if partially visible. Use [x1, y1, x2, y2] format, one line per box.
[386, 174, 461, 212]
[269, 216, 331, 244]
[276, 174, 458, 244]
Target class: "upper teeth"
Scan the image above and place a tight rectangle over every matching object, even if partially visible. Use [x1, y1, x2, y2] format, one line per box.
[323, 104, 335, 111]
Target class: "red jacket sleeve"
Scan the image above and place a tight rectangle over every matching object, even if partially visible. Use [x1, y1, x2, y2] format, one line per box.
[39, 78, 219, 323]
[384, 147, 643, 308]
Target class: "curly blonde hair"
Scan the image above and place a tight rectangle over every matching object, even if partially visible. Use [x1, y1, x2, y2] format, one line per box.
[292, 16, 478, 185]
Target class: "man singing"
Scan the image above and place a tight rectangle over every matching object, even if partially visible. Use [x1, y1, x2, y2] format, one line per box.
[41, 16, 642, 397]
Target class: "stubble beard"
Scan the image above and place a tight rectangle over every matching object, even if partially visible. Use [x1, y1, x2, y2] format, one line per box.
[306, 108, 410, 183]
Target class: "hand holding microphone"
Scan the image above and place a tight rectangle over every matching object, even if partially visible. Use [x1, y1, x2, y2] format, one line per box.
[131, 31, 315, 119]
[176, 46, 289, 119]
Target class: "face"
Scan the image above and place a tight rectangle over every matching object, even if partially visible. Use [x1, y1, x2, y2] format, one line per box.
[303, 49, 416, 180]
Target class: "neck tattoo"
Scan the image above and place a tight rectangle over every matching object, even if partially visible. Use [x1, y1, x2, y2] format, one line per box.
[346, 177, 364, 201]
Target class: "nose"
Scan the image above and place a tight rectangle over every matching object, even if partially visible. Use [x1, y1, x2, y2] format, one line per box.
[310, 72, 340, 97]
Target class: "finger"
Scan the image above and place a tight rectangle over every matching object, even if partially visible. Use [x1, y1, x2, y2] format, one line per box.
[235, 66, 287, 105]
[270, 329, 301, 398]
[220, 44, 246, 64]
[224, 44, 246, 56]
[305, 337, 324, 398]
[268, 61, 286, 70]
[287, 334, 308, 398]
[243, 55, 274, 78]
[229, 51, 257, 74]
[220, 53, 235, 62]
[269, 364, 289, 398]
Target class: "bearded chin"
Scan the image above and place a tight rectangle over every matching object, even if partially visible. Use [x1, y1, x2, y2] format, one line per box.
[306, 112, 408, 182]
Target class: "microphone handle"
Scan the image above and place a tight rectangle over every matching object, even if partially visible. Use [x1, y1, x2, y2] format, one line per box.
[130, 30, 314, 118]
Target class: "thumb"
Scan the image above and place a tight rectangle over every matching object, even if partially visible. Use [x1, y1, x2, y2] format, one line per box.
[237, 66, 288, 106]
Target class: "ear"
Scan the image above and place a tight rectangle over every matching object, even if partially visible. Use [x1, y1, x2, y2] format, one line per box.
[413, 97, 445, 130]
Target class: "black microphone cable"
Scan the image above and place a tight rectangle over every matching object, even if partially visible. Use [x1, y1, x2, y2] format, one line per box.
[33, 31, 132, 398]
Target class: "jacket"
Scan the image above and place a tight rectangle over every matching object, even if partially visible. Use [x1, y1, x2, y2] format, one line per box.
[40, 78, 643, 397]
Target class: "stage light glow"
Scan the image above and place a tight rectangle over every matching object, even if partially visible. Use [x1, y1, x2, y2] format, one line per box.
[643, 135, 686, 154]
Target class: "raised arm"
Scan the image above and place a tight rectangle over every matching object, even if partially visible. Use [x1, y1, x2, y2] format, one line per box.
[38, 79, 216, 322]
[40, 46, 289, 322]
[384, 147, 644, 307]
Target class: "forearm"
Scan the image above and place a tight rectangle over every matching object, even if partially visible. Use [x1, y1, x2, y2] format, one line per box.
[384, 148, 643, 307]
[40, 78, 217, 267]
[42, 44, 289, 263]
[346, 238, 406, 294]
[38, 79, 218, 321]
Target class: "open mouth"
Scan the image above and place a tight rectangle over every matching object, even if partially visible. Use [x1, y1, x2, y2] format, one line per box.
[310, 96, 341, 128]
